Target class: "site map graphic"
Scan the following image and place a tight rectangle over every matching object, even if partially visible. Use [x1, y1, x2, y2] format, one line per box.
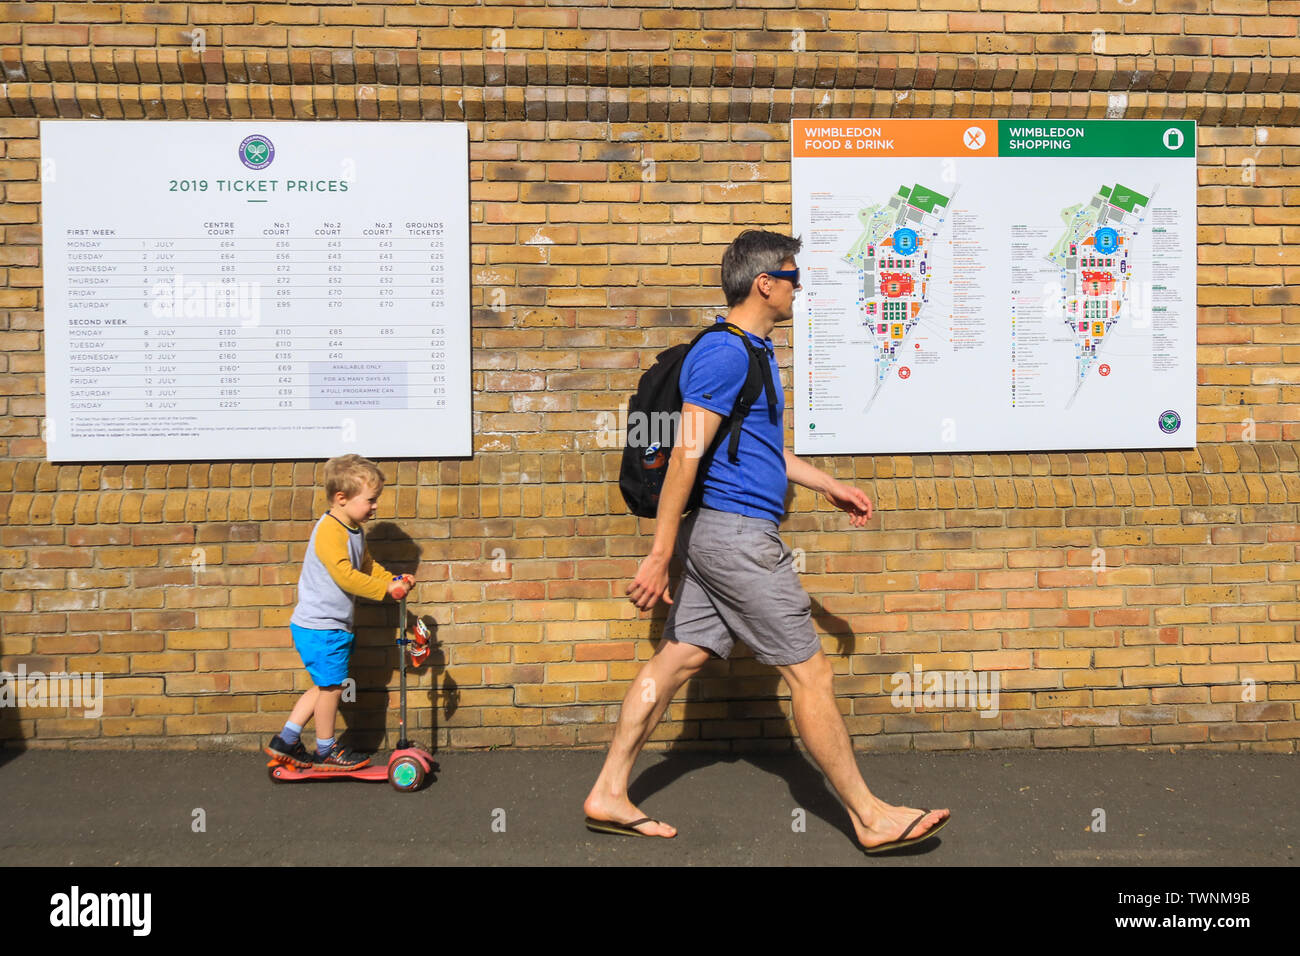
[844, 183, 956, 410]
[1046, 182, 1154, 409]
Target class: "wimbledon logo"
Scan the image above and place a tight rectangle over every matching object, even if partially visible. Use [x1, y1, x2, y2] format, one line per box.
[1158, 410, 1181, 434]
[239, 134, 275, 170]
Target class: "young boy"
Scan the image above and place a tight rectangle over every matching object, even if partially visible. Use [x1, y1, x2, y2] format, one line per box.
[264, 454, 413, 770]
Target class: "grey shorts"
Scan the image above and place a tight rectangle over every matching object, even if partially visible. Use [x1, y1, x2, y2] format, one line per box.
[662, 506, 820, 667]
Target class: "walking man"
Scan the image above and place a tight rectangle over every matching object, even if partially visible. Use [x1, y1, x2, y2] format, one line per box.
[583, 230, 951, 854]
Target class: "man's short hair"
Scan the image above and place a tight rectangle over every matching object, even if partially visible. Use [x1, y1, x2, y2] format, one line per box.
[720, 229, 803, 308]
[323, 454, 386, 502]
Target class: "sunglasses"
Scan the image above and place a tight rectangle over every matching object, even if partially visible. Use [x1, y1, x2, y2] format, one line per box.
[762, 267, 800, 286]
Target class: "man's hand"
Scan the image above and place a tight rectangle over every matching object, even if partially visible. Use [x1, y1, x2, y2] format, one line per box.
[626, 551, 673, 612]
[822, 480, 873, 527]
[625, 402, 721, 613]
[784, 450, 874, 527]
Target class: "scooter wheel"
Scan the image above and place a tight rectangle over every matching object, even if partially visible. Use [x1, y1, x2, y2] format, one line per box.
[268, 764, 288, 783]
[389, 756, 424, 792]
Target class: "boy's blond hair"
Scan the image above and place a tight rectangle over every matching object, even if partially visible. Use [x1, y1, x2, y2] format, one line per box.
[323, 454, 386, 503]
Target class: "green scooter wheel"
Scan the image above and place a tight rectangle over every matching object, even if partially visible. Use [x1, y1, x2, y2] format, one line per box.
[389, 756, 424, 792]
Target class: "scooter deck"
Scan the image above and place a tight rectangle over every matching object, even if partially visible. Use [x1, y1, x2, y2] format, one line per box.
[266, 759, 390, 783]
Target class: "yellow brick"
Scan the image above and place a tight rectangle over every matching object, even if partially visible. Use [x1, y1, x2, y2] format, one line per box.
[547, 662, 607, 682]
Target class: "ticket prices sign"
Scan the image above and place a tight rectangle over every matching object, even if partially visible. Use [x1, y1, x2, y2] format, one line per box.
[41, 121, 471, 462]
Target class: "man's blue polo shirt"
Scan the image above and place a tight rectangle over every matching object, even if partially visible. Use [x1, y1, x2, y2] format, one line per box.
[678, 315, 787, 524]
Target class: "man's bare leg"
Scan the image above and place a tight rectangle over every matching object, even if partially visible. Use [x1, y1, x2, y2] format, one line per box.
[776, 650, 950, 850]
[582, 638, 712, 838]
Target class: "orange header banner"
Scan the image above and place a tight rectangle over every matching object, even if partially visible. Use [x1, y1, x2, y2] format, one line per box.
[791, 119, 999, 158]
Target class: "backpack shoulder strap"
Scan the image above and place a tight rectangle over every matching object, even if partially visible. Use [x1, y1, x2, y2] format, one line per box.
[718, 323, 778, 408]
[691, 321, 736, 347]
[711, 323, 778, 463]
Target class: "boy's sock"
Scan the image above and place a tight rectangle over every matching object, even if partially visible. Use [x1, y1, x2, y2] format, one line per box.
[317, 736, 335, 757]
[280, 720, 303, 746]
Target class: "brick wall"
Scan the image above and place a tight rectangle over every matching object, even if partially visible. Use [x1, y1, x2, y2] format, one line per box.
[1, 1, 1298, 754]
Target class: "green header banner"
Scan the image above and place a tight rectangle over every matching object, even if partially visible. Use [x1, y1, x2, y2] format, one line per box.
[998, 120, 1196, 158]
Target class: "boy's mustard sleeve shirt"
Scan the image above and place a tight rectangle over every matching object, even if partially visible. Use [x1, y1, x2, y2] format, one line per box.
[314, 516, 393, 602]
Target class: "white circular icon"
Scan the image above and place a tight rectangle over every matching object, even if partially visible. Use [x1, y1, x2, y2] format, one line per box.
[1163, 127, 1184, 151]
[964, 126, 986, 150]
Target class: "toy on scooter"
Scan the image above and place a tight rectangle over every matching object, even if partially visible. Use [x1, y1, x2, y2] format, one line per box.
[267, 575, 438, 792]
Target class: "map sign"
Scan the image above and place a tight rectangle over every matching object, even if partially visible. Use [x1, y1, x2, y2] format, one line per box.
[792, 119, 1197, 454]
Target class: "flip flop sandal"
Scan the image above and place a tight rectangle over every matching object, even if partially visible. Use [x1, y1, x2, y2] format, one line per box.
[584, 816, 666, 838]
[862, 809, 949, 855]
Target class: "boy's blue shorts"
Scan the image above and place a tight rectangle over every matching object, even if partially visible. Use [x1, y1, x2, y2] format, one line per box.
[290, 623, 354, 687]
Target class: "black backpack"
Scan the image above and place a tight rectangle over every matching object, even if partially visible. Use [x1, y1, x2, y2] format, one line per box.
[619, 321, 778, 518]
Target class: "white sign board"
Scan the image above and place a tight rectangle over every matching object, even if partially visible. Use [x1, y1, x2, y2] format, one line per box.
[41, 121, 470, 461]
[792, 119, 1197, 454]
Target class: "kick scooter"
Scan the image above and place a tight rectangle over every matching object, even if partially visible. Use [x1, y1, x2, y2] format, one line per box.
[267, 576, 437, 792]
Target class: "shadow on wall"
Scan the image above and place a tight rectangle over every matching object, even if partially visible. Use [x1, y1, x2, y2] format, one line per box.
[0, 646, 57, 766]
[0, 702, 20, 765]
